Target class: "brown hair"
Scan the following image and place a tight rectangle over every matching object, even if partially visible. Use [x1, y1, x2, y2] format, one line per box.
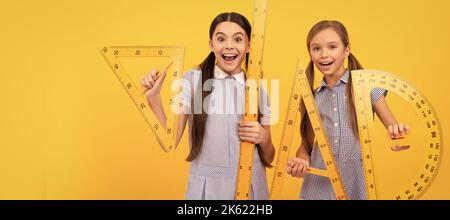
[186, 12, 271, 167]
[301, 20, 363, 154]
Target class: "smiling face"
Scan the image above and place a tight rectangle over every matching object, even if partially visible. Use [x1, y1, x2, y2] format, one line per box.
[309, 28, 350, 78]
[210, 21, 250, 75]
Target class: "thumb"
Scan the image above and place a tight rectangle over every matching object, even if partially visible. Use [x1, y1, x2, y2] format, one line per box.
[154, 69, 167, 88]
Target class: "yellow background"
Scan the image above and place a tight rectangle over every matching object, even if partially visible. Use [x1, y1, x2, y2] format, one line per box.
[0, 0, 449, 199]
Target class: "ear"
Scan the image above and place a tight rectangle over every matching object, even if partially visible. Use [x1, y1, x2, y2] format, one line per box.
[209, 40, 213, 51]
[344, 45, 350, 57]
[246, 42, 250, 54]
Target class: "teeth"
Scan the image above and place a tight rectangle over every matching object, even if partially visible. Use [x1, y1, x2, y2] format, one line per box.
[222, 54, 238, 62]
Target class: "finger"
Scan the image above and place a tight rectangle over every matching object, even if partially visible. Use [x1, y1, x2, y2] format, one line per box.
[297, 162, 305, 175]
[238, 127, 255, 132]
[393, 124, 399, 139]
[388, 125, 393, 139]
[154, 69, 167, 87]
[149, 68, 158, 80]
[294, 163, 304, 177]
[391, 145, 411, 151]
[141, 79, 147, 88]
[287, 160, 293, 167]
[160, 61, 173, 79]
[238, 132, 255, 140]
[398, 123, 405, 138]
[239, 131, 256, 138]
[240, 136, 252, 143]
[240, 121, 258, 127]
[245, 137, 257, 144]
[300, 163, 308, 177]
[291, 162, 300, 177]
[286, 161, 293, 174]
[404, 124, 410, 135]
[147, 74, 155, 87]
[143, 75, 151, 88]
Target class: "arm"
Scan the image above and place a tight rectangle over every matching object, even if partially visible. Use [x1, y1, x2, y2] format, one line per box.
[175, 108, 188, 148]
[259, 125, 275, 164]
[295, 141, 311, 162]
[142, 68, 188, 149]
[373, 96, 409, 138]
[373, 96, 410, 151]
[147, 95, 167, 128]
[373, 96, 397, 129]
[286, 142, 310, 178]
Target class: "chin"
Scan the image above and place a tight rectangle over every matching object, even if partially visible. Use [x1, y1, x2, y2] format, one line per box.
[218, 63, 241, 74]
[318, 69, 332, 76]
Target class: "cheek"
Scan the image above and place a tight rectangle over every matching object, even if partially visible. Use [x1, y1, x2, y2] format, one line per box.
[239, 43, 249, 54]
[333, 50, 346, 59]
[211, 40, 224, 50]
[335, 52, 347, 62]
[310, 53, 321, 62]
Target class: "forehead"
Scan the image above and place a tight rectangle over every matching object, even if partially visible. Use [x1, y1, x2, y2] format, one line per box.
[213, 21, 247, 36]
[310, 28, 342, 45]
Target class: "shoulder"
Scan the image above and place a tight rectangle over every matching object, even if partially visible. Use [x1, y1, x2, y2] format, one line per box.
[182, 66, 202, 80]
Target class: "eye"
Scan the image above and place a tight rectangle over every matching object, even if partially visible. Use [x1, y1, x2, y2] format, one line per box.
[217, 36, 225, 42]
[312, 47, 320, 52]
[330, 44, 338, 49]
[234, 37, 243, 43]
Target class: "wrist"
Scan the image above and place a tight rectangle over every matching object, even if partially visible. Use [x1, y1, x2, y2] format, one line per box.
[298, 155, 310, 162]
[259, 129, 270, 146]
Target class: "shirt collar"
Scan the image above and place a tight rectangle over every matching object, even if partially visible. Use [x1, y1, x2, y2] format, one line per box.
[317, 69, 350, 92]
[214, 65, 245, 85]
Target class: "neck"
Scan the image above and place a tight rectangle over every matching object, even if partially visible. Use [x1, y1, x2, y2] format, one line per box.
[227, 67, 242, 75]
[216, 64, 242, 75]
[324, 68, 347, 87]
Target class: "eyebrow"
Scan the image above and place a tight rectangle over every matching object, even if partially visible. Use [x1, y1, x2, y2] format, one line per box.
[310, 41, 339, 46]
[215, 32, 245, 37]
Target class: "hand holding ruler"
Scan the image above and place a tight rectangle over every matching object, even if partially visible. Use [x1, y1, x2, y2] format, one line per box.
[101, 46, 185, 153]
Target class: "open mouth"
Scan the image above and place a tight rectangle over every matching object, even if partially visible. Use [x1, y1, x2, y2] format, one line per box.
[222, 53, 238, 62]
[320, 61, 334, 66]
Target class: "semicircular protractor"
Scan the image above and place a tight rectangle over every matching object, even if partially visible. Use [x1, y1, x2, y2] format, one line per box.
[352, 69, 442, 200]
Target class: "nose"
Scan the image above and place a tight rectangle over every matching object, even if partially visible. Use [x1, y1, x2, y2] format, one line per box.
[320, 49, 329, 58]
[225, 39, 234, 50]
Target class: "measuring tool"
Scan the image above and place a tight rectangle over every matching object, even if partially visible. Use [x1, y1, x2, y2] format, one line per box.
[101, 46, 184, 153]
[270, 66, 442, 200]
[352, 69, 442, 200]
[235, 0, 268, 200]
[270, 61, 347, 200]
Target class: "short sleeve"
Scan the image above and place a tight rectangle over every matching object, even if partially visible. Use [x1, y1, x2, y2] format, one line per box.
[259, 83, 271, 125]
[370, 87, 387, 106]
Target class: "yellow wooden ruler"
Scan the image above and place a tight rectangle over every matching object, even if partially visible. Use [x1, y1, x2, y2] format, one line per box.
[235, 0, 268, 200]
[352, 69, 442, 200]
[270, 61, 347, 200]
[101, 46, 184, 153]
